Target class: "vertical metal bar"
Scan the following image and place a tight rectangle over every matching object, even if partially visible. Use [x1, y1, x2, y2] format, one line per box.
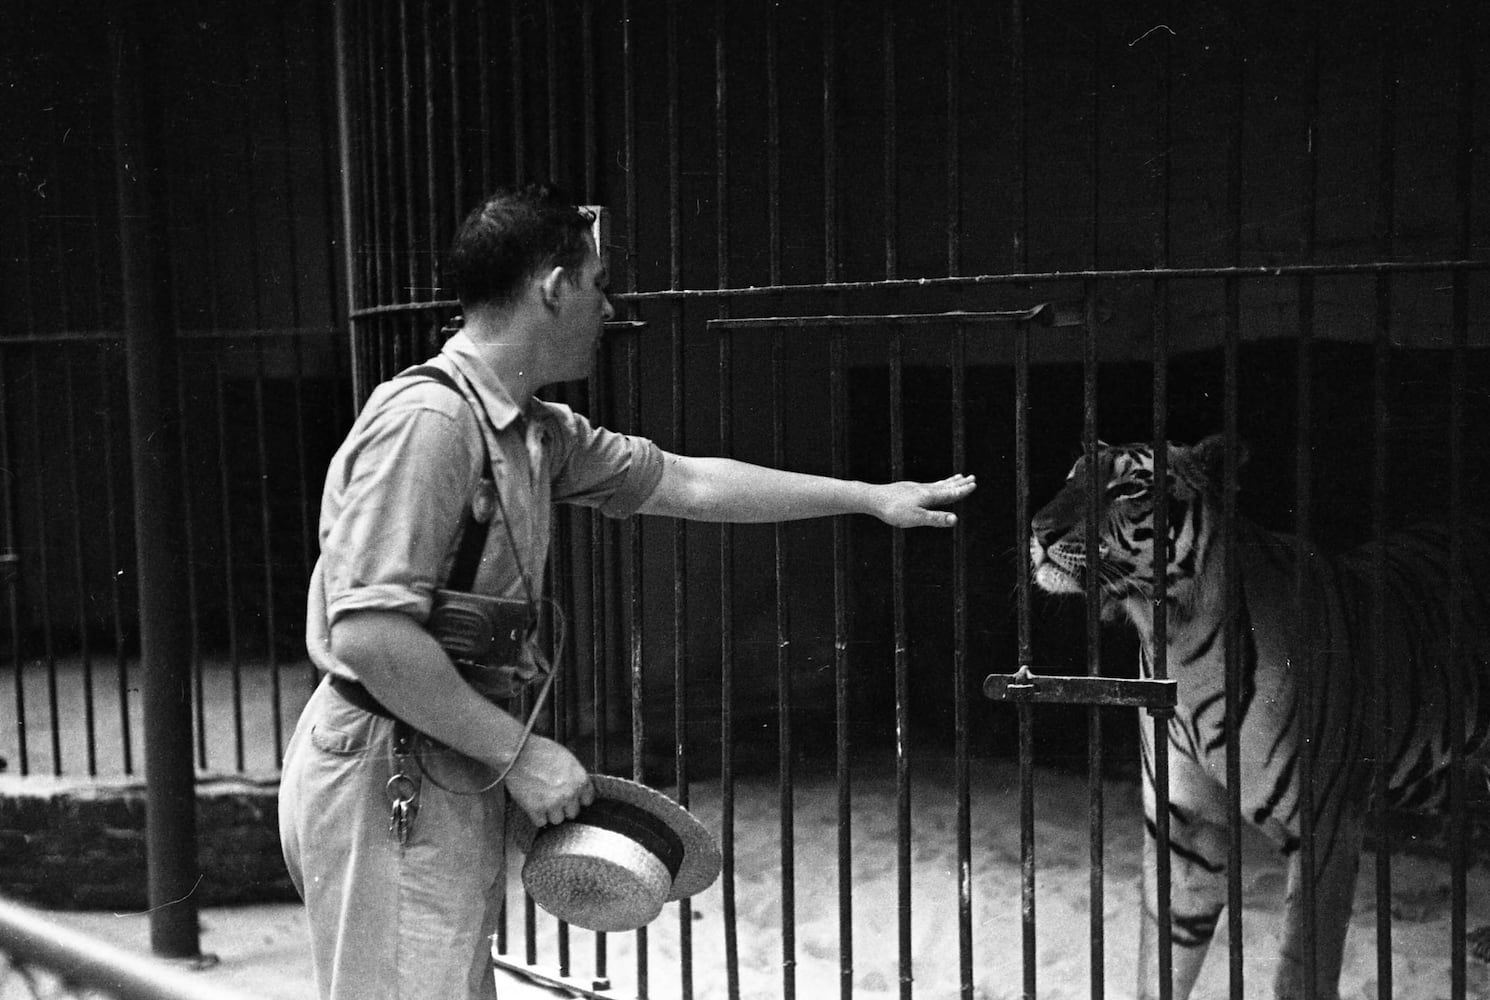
[882, 3, 897, 279]
[9, 199, 39, 779]
[1010, 2, 1034, 996]
[668, 0, 681, 297]
[545, 0, 559, 180]
[509, 2, 526, 181]
[423, 0, 440, 297]
[665, 12, 695, 992]
[0, 347, 26, 778]
[111, 5, 201, 953]
[1368, 238, 1394, 1000]
[87, 131, 135, 779]
[585, 5, 607, 985]
[214, 360, 245, 772]
[171, 351, 204, 773]
[890, 333, 912, 1000]
[626, 331, 649, 998]
[0, 348, 23, 777]
[322, 0, 352, 349]
[766, 1, 781, 284]
[1014, 316, 1035, 1000]
[1149, 6, 1175, 997]
[476, 0, 492, 197]
[822, 0, 837, 282]
[829, 328, 854, 1000]
[950, 323, 972, 1000]
[820, 15, 847, 991]
[1222, 3, 1252, 997]
[398, 0, 418, 301]
[582, 0, 597, 199]
[449, 0, 464, 223]
[1448, 6, 1475, 998]
[945, 0, 961, 277]
[27, 354, 61, 776]
[277, 9, 315, 626]
[276, 16, 305, 329]
[62, 358, 98, 777]
[358, 0, 384, 397]
[1084, 10, 1106, 995]
[549, 513, 572, 981]
[713, 7, 740, 997]
[1082, 283, 1104, 1000]
[718, 330, 741, 1000]
[1368, 19, 1404, 1000]
[1148, 310, 1174, 1000]
[773, 328, 796, 1000]
[1010, 0, 1027, 265]
[622, 0, 638, 296]
[237, 11, 266, 335]
[290, 338, 313, 589]
[252, 343, 282, 766]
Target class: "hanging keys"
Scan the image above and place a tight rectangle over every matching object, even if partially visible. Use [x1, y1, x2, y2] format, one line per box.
[386, 772, 419, 846]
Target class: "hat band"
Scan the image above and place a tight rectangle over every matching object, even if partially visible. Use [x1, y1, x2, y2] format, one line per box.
[572, 798, 685, 881]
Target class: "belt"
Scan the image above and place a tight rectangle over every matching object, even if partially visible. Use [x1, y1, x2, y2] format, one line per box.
[328, 675, 418, 755]
[329, 675, 396, 719]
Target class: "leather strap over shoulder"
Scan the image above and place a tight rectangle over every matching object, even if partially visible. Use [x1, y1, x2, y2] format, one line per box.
[398, 364, 491, 592]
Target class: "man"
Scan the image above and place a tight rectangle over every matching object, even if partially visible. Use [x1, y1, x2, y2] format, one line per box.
[278, 183, 976, 1000]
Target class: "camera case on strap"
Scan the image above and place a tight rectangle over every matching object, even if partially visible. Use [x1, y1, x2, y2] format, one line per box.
[428, 588, 547, 702]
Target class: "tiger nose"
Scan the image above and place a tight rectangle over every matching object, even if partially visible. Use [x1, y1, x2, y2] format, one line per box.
[1030, 518, 1062, 552]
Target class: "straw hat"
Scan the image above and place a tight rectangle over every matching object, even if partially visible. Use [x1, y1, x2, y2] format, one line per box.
[511, 775, 722, 933]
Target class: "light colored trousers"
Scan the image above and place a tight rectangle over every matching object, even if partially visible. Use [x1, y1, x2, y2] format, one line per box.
[279, 676, 508, 1000]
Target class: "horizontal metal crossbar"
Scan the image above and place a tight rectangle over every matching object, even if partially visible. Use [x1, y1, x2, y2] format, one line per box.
[618, 257, 1489, 302]
[983, 671, 1178, 710]
[345, 258, 1490, 323]
[706, 303, 1089, 330]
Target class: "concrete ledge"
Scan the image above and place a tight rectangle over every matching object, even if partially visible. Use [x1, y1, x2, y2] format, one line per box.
[0, 773, 297, 910]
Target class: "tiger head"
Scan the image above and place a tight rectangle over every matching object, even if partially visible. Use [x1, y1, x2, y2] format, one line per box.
[1029, 434, 1239, 632]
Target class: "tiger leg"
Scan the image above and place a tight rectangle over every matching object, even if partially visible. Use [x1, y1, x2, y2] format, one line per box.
[1271, 814, 1363, 1000]
[1138, 763, 1230, 1000]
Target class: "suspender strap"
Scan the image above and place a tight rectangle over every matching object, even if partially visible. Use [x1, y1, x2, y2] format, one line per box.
[400, 364, 490, 592]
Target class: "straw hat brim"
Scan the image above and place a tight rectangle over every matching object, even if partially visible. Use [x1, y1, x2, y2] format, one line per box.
[510, 774, 722, 902]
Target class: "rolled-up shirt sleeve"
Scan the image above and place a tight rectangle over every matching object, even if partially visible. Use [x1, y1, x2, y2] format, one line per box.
[540, 402, 663, 516]
[320, 396, 481, 626]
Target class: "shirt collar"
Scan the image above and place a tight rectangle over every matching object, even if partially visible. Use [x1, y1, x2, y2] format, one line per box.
[439, 330, 528, 431]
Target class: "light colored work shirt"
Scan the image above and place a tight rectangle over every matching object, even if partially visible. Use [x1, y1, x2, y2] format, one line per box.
[311, 330, 663, 678]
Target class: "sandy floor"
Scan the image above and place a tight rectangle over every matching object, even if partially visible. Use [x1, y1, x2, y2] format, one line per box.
[502, 761, 1490, 1000]
[5, 659, 1487, 999]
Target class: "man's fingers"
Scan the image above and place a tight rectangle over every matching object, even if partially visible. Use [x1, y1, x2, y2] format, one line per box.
[579, 779, 597, 807]
[934, 474, 977, 498]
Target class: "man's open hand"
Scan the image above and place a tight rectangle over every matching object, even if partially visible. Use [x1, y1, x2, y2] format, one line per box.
[870, 474, 977, 528]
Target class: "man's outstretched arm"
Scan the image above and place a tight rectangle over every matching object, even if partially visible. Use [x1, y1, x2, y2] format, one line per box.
[635, 453, 976, 528]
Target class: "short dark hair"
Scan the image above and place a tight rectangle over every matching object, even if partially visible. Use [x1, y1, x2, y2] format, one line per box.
[445, 183, 595, 309]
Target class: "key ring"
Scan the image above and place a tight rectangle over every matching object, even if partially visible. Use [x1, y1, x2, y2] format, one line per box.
[386, 773, 418, 805]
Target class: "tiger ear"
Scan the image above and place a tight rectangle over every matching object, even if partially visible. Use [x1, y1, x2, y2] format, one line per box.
[1189, 434, 1248, 486]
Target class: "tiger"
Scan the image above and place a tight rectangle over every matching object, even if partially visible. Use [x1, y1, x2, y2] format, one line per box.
[1027, 433, 1490, 1000]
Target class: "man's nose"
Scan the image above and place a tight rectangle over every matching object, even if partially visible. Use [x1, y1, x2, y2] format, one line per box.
[602, 296, 615, 321]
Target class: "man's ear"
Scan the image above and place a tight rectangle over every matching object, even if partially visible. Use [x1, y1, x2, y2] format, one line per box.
[538, 266, 568, 310]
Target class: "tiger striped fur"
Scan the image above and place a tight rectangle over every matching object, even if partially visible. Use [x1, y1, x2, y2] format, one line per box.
[1028, 434, 1490, 1000]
